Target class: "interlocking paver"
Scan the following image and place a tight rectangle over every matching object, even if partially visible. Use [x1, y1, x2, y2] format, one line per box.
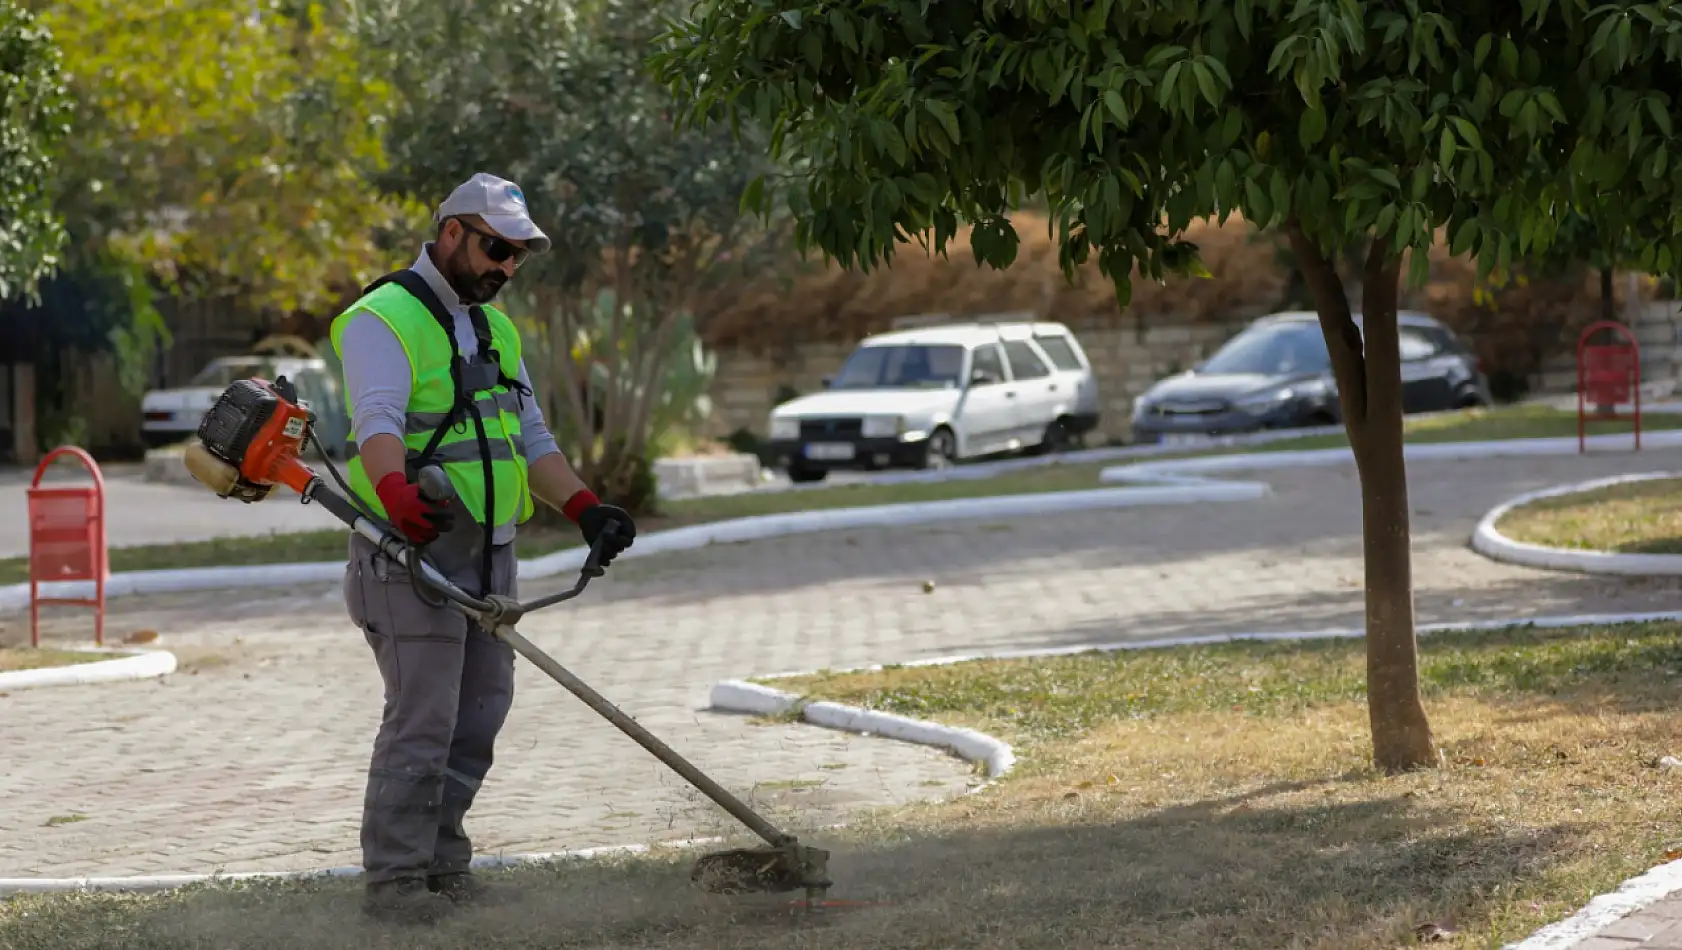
[3, 449, 1682, 885]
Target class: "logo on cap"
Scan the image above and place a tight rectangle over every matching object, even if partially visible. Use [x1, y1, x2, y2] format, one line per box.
[506, 185, 526, 208]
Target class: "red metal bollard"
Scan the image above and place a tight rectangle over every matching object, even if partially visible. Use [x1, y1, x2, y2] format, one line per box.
[27, 446, 108, 647]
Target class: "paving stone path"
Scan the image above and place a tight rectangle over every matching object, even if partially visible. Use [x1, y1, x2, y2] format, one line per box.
[4, 449, 1682, 885]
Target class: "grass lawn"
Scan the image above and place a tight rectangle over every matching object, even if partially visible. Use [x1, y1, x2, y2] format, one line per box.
[1497, 476, 1682, 555]
[0, 647, 109, 672]
[8, 623, 1682, 948]
[0, 404, 1668, 587]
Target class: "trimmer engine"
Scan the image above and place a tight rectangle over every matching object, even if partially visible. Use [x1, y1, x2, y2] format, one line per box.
[184, 376, 318, 503]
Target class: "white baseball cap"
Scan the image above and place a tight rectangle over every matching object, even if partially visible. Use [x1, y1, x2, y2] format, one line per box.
[434, 172, 551, 254]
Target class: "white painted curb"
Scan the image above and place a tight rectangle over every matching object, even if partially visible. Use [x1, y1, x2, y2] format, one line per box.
[0, 836, 728, 896]
[1501, 857, 1682, 950]
[1472, 471, 1682, 576]
[1100, 430, 1682, 485]
[0, 647, 176, 691]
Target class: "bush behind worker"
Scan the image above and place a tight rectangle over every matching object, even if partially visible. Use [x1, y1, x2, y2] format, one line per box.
[330, 172, 637, 924]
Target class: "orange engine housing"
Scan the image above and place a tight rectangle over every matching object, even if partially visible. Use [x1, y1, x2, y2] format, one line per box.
[194, 376, 318, 502]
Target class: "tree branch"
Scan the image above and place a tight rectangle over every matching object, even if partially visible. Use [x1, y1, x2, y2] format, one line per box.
[1286, 218, 1368, 429]
[1360, 239, 1406, 433]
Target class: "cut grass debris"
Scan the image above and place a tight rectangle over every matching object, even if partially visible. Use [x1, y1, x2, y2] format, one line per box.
[9, 622, 1682, 949]
[1497, 476, 1682, 555]
[0, 404, 1667, 588]
[0, 647, 110, 673]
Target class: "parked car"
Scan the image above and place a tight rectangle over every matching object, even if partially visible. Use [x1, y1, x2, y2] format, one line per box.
[765, 321, 1101, 482]
[1129, 309, 1492, 443]
[141, 355, 350, 456]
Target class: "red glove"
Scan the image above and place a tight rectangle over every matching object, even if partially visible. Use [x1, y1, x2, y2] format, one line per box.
[376, 472, 455, 544]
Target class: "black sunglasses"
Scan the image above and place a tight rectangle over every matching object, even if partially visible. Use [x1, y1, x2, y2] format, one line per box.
[454, 219, 530, 267]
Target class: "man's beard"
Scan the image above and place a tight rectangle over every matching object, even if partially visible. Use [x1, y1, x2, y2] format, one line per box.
[446, 244, 508, 304]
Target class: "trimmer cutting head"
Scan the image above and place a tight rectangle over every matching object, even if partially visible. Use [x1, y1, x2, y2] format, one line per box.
[690, 844, 832, 899]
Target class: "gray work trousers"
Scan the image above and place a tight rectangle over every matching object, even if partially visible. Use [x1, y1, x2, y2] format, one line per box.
[342, 531, 517, 885]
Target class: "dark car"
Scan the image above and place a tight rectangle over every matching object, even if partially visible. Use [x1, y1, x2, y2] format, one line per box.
[1129, 310, 1492, 443]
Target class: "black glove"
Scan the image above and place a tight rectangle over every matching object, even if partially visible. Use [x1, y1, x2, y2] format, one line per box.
[577, 503, 636, 566]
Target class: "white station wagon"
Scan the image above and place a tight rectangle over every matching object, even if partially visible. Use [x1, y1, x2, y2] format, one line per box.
[765, 320, 1101, 482]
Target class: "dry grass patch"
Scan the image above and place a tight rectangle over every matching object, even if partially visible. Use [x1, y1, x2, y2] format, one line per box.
[9, 624, 1682, 949]
[1497, 476, 1682, 554]
[0, 647, 110, 672]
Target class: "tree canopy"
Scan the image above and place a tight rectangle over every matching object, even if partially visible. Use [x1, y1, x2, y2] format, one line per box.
[34, 0, 417, 314]
[0, 4, 71, 303]
[650, 0, 1682, 298]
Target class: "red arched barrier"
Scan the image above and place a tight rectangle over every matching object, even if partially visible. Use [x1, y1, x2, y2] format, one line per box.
[1577, 319, 1642, 453]
[27, 445, 108, 647]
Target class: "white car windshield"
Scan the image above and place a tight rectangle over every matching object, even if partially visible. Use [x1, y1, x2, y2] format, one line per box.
[1200, 322, 1331, 376]
[829, 344, 965, 389]
[188, 359, 282, 388]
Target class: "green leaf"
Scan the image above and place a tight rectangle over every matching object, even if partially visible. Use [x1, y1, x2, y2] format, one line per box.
[1215, 159, 1237, 202]
[1299, 104, 1327, 147]
[924, 99, 961, 144]
[1221, 107, 1244, 148]
[1104, 89, 1129, 125]
[880, 118, 908, 164]
[800, 31, 823, 70]
[1439, 126, 1457, 168]
[1648, 97, 1674, 138]
[1473, 33, 1493, 69]
[828, 10, 858, 52]
[1499, 36, 1519, 75]
[1160, 61, 1185, 110]
[1376, 203, 1398, 236]
[1450, 217, 1481, 256]
[1192, 60, 1221, 107]
[1370, 167, 1402, 190]
[1449, 116, 1483, 152]
[740, 175, 766, 216]
[1245, 175, 1273, 225]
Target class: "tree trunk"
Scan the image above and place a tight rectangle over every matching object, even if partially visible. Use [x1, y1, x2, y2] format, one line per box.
[1600, 267, 1615, 323]
[14, 362, 38, 467]
[1285, 222, 1437, 774]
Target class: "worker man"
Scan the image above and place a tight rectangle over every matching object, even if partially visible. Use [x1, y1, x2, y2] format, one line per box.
[330, 171, 637, 924]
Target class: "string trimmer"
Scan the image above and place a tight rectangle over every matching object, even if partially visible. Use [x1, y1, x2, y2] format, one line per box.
[179, 374, 832, 904]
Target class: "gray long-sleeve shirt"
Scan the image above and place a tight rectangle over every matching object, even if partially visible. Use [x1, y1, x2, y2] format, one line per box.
[339, 244, 561, 545]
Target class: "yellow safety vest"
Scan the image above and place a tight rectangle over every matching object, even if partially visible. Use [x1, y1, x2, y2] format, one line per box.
[328, 274, 535, 534]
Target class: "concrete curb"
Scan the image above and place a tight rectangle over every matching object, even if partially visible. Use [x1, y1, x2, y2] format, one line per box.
[0, 836, 728, 896]
[0, 647, 176, 691]
[1471, 471, 1682, 576]
[1501, 857, 1682, 950]
[706, 680, 1017, 781]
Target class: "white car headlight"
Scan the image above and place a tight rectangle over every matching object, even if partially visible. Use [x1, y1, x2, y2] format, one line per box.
[861, 415, 903, 438]
[1235, 386, 1295, 412]
[770, 416, 799, 440]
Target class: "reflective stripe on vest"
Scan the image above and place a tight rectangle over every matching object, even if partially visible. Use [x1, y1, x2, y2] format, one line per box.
[345, 431, 527, 464]
[328, 279, 536, 530]
[404, 389, 528, 435]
